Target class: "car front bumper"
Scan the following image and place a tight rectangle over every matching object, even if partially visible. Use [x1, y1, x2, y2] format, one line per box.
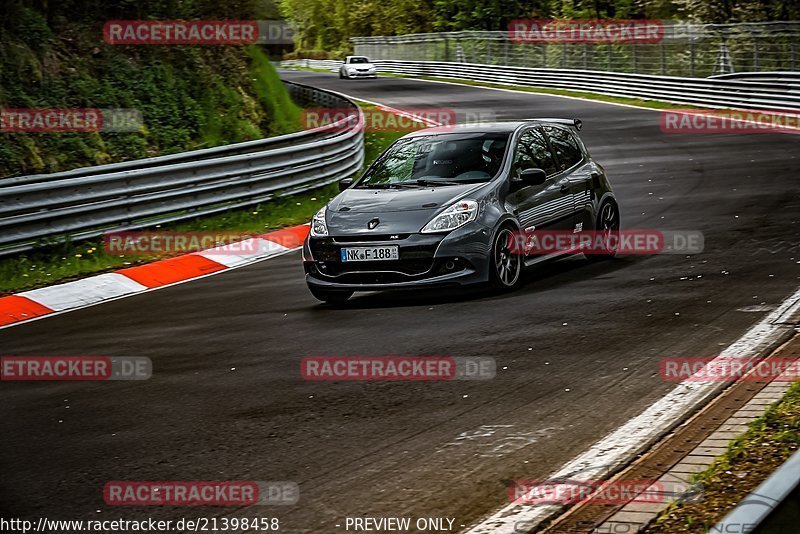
[345, 70, 377, 78]
[303, 224, 493, 291]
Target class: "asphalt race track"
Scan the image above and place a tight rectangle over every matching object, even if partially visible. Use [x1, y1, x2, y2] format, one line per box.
[2, 71, 799, 532]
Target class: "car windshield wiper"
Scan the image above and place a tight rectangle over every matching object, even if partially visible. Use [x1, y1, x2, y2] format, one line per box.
[397, 179, 464, 187]
[357, 183, 406, 189]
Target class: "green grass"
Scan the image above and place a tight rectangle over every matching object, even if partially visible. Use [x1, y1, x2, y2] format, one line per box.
[644, 378, 800, 533]
[283, 64, 703, 111]
[405, 75, 701, 111]
[0, 107, 406, 295]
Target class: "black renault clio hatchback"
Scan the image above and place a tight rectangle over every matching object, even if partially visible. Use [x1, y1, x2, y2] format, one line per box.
[303, 119, 620, 303]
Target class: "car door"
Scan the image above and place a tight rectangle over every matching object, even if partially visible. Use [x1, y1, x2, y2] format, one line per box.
[542, 125, 593, 232]
[505, 126, 576, 241]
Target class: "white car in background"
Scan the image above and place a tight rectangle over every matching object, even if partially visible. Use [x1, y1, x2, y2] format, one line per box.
[339, 56, 377, 79]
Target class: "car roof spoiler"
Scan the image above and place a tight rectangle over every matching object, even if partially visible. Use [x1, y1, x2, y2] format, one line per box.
[525, 118, 582, 130]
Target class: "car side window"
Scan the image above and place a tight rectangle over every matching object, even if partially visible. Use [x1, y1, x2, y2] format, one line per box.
[544, 126, 584, 171]
[512, 128, 558, 179]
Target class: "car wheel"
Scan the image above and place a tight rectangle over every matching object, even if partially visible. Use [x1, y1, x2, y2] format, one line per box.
[309, 287, 353, 305]
[339, 71, 345, 79]
[587, 200, 620, 261]
[489, 225, 522, 291]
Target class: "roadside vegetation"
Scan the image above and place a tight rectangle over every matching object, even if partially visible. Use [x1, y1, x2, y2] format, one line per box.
[0, 102, 413, 295]
[278, 0, 800, 58]
[644, 379, 800, 532]
[0, 0, 299, 178]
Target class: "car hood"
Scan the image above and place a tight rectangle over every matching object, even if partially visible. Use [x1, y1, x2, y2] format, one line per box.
[326, 183, 482, 235]
[348, 63, 375, 69]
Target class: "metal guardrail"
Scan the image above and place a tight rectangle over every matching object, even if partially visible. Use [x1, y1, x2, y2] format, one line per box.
[711, 71, 800, 84]
[350, 22, 800, 78]
[0, 81, 365, 256]
[713, 448, 800, 533]
[282, 59, 800, 110]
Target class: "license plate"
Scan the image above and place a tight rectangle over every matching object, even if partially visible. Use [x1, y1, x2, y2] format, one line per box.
[341, 246, 399, 262]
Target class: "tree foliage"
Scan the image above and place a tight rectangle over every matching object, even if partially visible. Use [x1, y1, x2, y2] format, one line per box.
[0, 0, 298, 177]
[279, 0, 800, 56]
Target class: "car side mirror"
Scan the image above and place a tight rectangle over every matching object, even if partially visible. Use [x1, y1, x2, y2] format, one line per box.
[519, 168, 547, 186]
[339, 178, 354, 192]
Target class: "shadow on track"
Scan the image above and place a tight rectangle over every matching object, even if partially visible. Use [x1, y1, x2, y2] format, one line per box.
[310, 254, 641, 310]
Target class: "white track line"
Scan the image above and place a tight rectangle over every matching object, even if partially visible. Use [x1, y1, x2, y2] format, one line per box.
[315, 71, 800, 134]
[303, 77, 800, 532]
[379, 76, 800, 132]
[466, 286, 800, 534]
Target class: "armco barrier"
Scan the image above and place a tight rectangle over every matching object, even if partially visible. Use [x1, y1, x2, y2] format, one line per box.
[281, 59, 800, 111]
[0, 82, 364, 256]
[713, 448, 800, 533]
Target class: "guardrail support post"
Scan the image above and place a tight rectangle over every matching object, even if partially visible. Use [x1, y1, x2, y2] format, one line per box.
[753, 36, 759, 71]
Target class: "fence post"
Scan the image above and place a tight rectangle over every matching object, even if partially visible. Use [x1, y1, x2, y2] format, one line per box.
[660, 41, 666, 75]
[753, 36, 759, 71]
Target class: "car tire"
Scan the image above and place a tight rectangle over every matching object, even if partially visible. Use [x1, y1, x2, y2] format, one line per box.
[587, 200, 620, 261]
[309, 287, 354, 305]
[339, 71, 345, 79]
[489, 225, 523, 291]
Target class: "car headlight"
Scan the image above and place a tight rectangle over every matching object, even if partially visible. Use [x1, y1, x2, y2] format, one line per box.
[310, 206, 328, 237]
[347, 67, 357, 73]
[421, 199, 479, 233]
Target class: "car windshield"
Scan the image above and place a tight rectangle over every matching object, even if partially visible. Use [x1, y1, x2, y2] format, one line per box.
[357, 133, 510, 188]
[349, 57, 370, 64]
